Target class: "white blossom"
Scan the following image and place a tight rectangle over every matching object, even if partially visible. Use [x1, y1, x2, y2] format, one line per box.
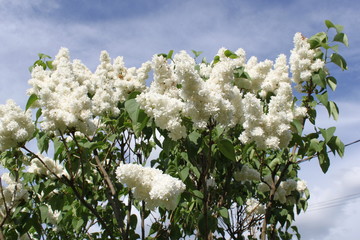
[246, 198, 265, 215]
[290, 32, 325, 89]
[116, 163, 185, 210]
[28, 155, 69, 179]
[234, 165, 260, 182]
[28, 48, 96, 135]
[0, 100, 35, 151]
[0, 173, 28, 222]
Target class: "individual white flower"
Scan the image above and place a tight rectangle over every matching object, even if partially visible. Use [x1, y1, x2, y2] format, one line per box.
[0, 100, 35, 151]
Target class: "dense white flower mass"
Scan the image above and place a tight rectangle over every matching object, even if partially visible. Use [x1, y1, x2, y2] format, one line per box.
[290, 32, 325, 89]
[28, 155, 69, 179]
[0, 100, 35, 151]
[135, 36, 315, 149]
[116, 163, 186, 210]
[28, 48, 96, 135]
[0, 173, 29, 221]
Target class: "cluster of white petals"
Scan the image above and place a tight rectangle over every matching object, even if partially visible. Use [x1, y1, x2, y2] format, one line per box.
[28, 155, 69, 179]
[258, 175, 308, 204]
[28, 48, 151, 135]
[234, 165, 260, 182]
[245, 198, 265, 215]
[116, 163, 185, 210]
[0, 173, 29, 221]
[239, 55, 307, 149]
[0, 100, 35, 151]
[92, 51, 151, 116]
[28, 48, 96, 135]
[290, 32, 325, 90]
[136, 39, 311, 149]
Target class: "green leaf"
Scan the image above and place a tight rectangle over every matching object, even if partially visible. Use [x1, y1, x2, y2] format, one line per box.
[291, 119, 303, 135]
[330, 53, 347, 70]
[326, 76, 337, 91]
[325, 20, 336, 29]
[328, 101, 339, 120]
[179, 167, 189, 181]
[213, 55, 220, 65]
[308, 32, 327, 48]
[167, 50, 174, 59]
[309, 139, 323, 153]
[224, 49, 238, 59]
[46, 60, 53, 70]
[333, 33, 349, 47]
[25, 94, 38, 111]
[316, 92, 328, 107]
[318, 151, 330, 173]
[335, 136, 345, 157]
[37, 132, 49, 153]
[219, 207, 229, 219]
[319, 127, 336, 143]
[38, 53, 51, 59]
[334, 24, 344, 33]
[217, 139, 236, 161]
[192, 50, 203, 58]
[312, 70, 327, 88]
[192, 190, 203, 199]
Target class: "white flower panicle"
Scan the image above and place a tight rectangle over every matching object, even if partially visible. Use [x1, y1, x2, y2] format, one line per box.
[245, 198, 265, 215]
[0, 173, 29, 221]
[28, 155, 69, 179]
[136, 55, 186, 140]
[0, 100, 35, 151]
[290, 32, 325, 89]
[28, 48, 96, 135]
[234, 165, 260, 182]
[136, 42, 307, 149]
[258, 175, 308, 204]
[28, 48, 151, 135]
[116, 163, 185, 210]
[92, 51, 151, 116]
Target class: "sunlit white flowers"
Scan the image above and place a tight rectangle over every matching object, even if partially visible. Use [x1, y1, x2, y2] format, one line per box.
[0, 100, 35, 151]
[116, 163, 186, 210]
[290, 32, 325, 89]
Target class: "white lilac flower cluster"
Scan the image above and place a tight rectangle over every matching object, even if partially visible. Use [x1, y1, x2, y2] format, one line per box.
[0, 100, 35, 151]
[233, 165, 260, 182]
[116, 163, 186, 210]
[28, 48, 150, 135]
[290, 32, 325, 91]
[245, 198, 266, 215]
[136, 38, 312, 149]
[28, 155, 69, 179]
[258, 175, 307, 204]
[0, 173, 29, 221]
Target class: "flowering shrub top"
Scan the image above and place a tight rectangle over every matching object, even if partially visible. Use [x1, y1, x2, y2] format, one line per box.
[0, 20, 348, 239]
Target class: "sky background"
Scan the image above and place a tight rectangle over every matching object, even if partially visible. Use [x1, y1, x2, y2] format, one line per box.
[1, 0, 360, 239]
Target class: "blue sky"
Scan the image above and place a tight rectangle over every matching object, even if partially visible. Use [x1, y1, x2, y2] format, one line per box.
[1, 0, 360, 239]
